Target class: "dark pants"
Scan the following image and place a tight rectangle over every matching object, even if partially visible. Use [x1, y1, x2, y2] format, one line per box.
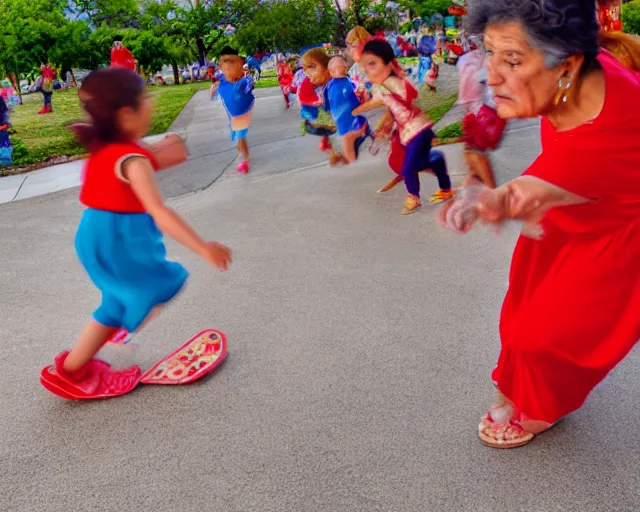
[42, 91, 52, 107]
[402, 128, 451, 197]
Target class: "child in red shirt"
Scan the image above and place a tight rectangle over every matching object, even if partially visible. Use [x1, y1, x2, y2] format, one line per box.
[45, 67, 232, 399]
[277, 56, 294, 109]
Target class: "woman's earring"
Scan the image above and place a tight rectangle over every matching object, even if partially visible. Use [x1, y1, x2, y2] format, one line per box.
[554, 77, 572, 106]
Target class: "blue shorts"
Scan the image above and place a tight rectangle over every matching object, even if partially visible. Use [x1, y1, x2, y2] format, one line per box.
[230, 128, 249, 142]
[75, 209, 189, 332]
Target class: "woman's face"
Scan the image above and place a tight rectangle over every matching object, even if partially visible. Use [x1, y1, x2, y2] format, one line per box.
[361, 53, 392, 85]
[303, 60, 330, 86]
[483, 21, 566, 119]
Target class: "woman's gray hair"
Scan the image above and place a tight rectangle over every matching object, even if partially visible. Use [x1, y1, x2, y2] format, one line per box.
[466, 0, 600, 69]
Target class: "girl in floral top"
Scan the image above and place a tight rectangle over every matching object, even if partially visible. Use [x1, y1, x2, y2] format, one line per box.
[355, 39, 453, 214]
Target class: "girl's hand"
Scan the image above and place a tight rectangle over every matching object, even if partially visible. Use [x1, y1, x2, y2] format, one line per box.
[147, 133, 188, 170]
[199, 242, 232, 271]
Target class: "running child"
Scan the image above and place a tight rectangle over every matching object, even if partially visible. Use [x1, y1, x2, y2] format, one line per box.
[211, 46, 255, 174]
[276, 55, 294, 109]
[324, 55, 368, 164]
[354, 39, 453, 214]
[45, 67, 232, 399]
[298, 48, 338, 158]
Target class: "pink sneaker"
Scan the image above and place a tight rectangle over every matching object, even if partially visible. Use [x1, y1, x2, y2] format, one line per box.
[237, 160, 249, 174]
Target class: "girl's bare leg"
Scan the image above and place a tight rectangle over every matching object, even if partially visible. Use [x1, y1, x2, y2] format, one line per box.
[474, 153, 497, 189]
[63, 321, 119, 372]
[342, 132, 360, 163]
[237, 138, 249, 161]
[63, 304, 167, 373]
[464, 150, 497, 189]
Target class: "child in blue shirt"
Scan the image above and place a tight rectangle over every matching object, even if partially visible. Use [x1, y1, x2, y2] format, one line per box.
[324, 56, 368, 164]
[211, 46, 255, 173]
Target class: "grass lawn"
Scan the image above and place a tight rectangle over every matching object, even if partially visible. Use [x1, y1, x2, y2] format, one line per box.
[421, 92, 458, 125]
[7, 76, 278, 172]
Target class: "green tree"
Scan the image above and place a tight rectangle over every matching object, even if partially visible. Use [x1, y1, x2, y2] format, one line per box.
[49, 21, 94, 83]
[68, 0, 141, 28]
[341, 0, 398, 36]
[235, 0, 338, 53]
[139, 0, 199, 82]
[622, 0, 640, 35]
[403, 0, 451, 18]
[178, 0, 257, 65]
[0, 0, 67, 79]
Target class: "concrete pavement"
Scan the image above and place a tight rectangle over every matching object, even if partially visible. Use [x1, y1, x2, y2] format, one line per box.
[1, 88, 639, 512]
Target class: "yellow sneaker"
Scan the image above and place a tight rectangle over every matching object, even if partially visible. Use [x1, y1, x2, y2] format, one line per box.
[401, 194, 422, 215]
[377, 175, 403, 194]
[428, 189, 454, 204]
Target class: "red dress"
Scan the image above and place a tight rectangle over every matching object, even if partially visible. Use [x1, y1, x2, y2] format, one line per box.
[492, 52, 640, 423]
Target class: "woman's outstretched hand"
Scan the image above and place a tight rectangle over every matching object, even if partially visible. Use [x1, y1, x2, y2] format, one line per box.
[477, 181, 542, 224]
[438, 185, 487, 233]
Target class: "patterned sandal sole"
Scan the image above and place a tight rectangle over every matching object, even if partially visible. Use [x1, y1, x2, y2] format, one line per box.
[140, 329, 227, 385]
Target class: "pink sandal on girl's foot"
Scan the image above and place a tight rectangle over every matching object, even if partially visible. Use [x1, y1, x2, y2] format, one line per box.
[236, 161, 249, 174]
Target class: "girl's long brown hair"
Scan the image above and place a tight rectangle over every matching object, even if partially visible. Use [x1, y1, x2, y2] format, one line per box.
[71, 67, 146, 151]
[599, 30, 640, 71]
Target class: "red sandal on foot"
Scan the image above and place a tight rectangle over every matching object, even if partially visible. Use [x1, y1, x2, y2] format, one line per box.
[40, 351, 142, 400]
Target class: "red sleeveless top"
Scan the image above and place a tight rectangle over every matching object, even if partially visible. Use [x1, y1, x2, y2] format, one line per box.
[80, 142, 159, 213]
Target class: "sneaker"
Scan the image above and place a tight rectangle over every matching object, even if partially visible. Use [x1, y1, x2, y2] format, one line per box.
[401, 194, 422, 215]
[428, 189, 454, 204]
[237, 160, 249, 174]
[377, 175, 403, 194]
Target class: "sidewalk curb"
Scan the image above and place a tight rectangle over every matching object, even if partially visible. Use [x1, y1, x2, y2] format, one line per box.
[0, 134, 168, 205]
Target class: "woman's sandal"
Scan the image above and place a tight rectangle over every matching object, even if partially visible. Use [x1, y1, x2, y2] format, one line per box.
[478, 401, 538, 448]
[478, 411, 535, 449]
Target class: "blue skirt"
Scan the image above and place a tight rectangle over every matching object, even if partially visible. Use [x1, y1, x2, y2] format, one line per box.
[75, 209, 189, 331]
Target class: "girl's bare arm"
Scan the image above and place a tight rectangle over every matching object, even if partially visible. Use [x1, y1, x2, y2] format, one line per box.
[352, 98, 384, 115]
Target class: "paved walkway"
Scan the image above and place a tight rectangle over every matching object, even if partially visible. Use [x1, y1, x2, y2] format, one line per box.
[4, 84, 639, 512]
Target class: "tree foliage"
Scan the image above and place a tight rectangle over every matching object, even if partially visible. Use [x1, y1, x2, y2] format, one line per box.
[235, 0, 337, 53]
[622, 0, 640, 35]
[403, 0, 451, 18]
[0, 0, 441, 80]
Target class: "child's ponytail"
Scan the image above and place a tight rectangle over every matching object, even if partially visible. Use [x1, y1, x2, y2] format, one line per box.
[599, 30, 640, 71]
[69, 68, 146, 151]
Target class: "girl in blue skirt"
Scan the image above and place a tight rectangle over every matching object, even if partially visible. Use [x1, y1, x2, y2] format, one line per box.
[46, 68, 232, 399]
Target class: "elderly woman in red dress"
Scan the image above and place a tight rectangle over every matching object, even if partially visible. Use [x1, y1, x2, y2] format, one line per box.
[442, 0, 640, 448]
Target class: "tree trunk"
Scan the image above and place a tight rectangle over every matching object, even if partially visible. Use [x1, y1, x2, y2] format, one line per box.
[196, 38, 207, 66]
[70, 69, 78, 88]
[171, 61, 180, 85]
[9, 73, 22, 103]
[333, 0, 348, 45]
